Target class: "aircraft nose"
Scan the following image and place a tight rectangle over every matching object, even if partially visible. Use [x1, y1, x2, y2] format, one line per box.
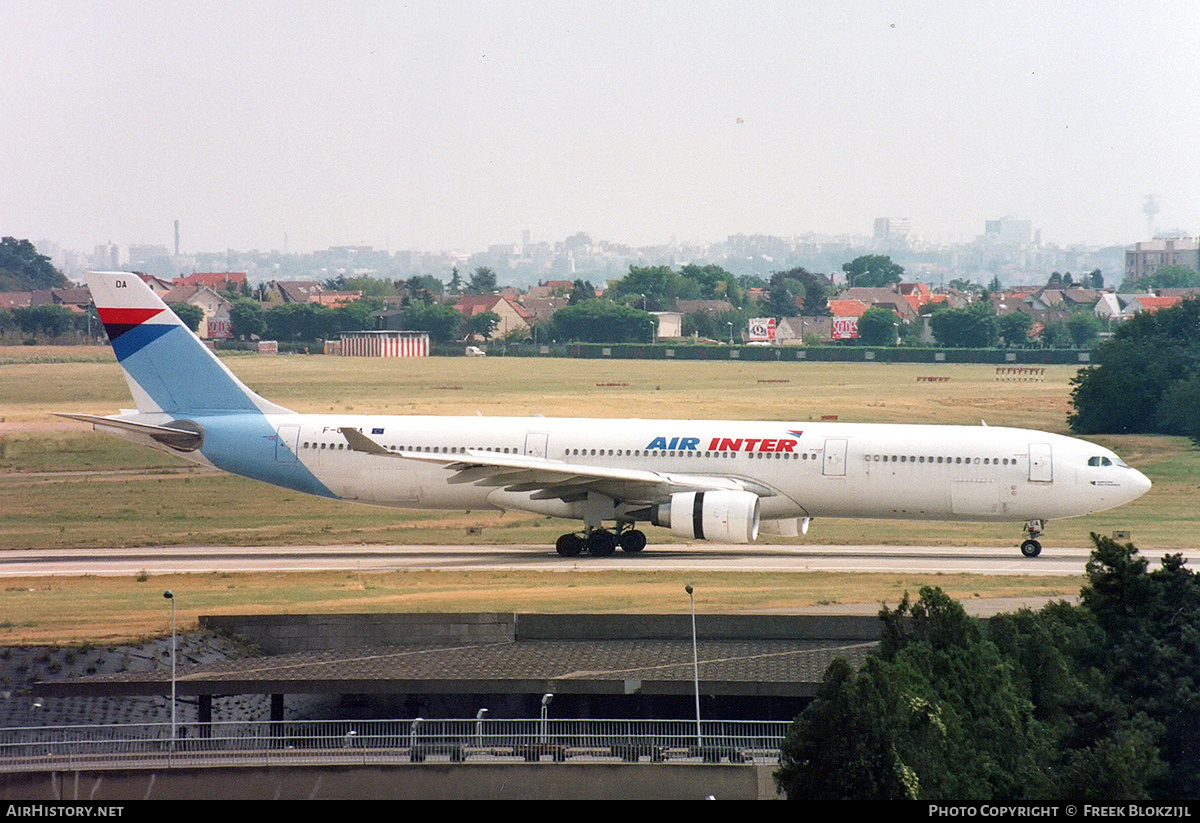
[1129, 468, 1152, 501]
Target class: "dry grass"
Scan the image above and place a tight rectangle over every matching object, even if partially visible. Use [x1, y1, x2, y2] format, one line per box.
[0, 569, 1082, 646]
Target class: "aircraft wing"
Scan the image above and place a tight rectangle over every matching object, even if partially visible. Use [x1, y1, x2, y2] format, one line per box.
[338, 427, 771, 504]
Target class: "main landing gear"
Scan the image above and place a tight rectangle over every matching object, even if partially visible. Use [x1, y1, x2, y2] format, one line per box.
[555, 527, 647, 557]
[1020, 519, 1045, 558]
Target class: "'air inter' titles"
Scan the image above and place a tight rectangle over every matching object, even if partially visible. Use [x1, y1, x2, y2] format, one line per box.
[643, 433, 803, 453]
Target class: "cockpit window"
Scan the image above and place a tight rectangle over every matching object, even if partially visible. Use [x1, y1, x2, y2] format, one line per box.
[1088, 456, 1113, 467]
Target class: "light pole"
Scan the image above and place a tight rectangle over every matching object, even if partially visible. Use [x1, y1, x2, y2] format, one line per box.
[726, 322, 733, 346]
[685, 584, 701, 749]
[163, 590, 176, 751]
[476, 707, 488, 747]
[540, 693, 553, 744]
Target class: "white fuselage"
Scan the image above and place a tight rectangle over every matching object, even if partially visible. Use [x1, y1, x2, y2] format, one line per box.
[156, 413, 1150, 529]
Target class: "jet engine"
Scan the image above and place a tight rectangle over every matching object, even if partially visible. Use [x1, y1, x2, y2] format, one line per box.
[653, 490, 760, 543]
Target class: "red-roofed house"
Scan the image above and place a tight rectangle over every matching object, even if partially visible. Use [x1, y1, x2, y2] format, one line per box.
[452, 295, 532, 339]
[1127, 295, 1184, 314]
[176, 272, 247, 291]
[311, 291, 363, 308]
[828, 299, 869, 318]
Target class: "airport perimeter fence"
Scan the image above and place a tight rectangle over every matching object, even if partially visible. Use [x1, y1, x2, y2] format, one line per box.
[210, 336, 1097, 364]
[0, 718, 790, 771]
[433, 341, 1097, 364]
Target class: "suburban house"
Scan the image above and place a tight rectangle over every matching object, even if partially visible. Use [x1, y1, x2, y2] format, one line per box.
[160, 284, 233, 339]
[452, 294, 532, 340]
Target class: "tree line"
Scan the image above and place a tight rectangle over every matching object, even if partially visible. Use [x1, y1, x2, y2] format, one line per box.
[1070, 297, 1200, 443]
[0, 235, 1131, 349]
[776, 534, 1200, 800]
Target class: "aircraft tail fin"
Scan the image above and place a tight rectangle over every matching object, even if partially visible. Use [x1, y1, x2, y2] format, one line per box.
[87, 272, 292, 415]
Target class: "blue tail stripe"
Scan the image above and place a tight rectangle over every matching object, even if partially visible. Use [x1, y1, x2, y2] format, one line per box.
[110, 322, 175, 361]
[117, 325, 261, 413]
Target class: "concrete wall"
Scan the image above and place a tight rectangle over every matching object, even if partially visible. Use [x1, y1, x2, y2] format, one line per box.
[517, 613, 882, 642]
[200, 613, 882, 655]
[201, 613, 516, 655]
[1, 763, 780, 801]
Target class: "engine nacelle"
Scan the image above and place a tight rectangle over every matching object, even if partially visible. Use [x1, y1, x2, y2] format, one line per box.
[653, 490, 761, 544]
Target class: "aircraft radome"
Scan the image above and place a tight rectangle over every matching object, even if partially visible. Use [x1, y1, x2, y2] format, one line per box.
[63, 271, 1151, 559]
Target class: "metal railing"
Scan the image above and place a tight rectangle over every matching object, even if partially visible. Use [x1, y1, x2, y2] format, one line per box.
[0, 718, 789, 771]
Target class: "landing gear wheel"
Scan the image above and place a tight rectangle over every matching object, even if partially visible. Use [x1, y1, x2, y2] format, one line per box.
[555, 533, 584, 557]
[619, 529, 647, 554]
[1020, 539, 1042, 558]
[586, 529, 618, 557]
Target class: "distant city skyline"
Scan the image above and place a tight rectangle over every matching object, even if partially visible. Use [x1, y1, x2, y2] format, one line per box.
[5, 2, 1198, 255]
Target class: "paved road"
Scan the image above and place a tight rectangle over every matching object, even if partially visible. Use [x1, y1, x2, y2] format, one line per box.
[0, 542, 1096, 577]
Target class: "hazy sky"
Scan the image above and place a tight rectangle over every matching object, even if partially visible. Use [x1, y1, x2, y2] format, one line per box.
[4, 1, 1198, 255]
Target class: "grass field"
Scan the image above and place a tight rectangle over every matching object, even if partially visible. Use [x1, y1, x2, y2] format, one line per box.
[1, 344, 1194, 644]
[0, 571, 1082, 646]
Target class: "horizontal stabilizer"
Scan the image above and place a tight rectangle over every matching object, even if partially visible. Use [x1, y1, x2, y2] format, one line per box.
[57, 413, 204, 452]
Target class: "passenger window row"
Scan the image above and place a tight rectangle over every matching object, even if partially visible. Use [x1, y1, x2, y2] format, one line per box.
[865, 454, 1018, 466]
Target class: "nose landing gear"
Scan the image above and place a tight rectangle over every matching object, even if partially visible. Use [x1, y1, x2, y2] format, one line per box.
[1020, 520, 1044, 558]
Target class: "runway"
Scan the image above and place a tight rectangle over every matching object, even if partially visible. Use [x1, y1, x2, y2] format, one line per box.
[0, 542, 1095, 577]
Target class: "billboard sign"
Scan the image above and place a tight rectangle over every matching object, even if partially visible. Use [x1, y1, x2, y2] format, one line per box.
[748, 317, 776, 342]
[831, 317, 859, 340]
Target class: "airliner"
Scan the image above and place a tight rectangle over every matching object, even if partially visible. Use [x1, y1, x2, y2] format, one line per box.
[63, 271, 1151, 559]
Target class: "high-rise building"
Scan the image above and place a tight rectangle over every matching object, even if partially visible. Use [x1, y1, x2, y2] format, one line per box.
[984, 217, 1032, 247]
[1125, 237, 1199, 282]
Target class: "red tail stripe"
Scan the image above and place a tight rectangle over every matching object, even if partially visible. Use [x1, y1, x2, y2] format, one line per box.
[97, 307, 164, 325]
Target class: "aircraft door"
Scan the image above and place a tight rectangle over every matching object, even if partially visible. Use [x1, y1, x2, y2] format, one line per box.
[525, 432, 549, 458]
[1028, 442, 1053, 482]
[822, 438, 848, 476]
[275, 425, 300, 463]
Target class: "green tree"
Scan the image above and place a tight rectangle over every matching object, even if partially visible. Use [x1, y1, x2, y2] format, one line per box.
[682, 309, 749, 341]
[843, 255, 904, 288]
[462, 310, 500, 341]
[928, 304, 996, 348]
[1066, 313, 1102, 347]
[857, 307, 898, 346]
[265, 302, 338, 342]
[1081, 535, 1200, 797]
[466, 267, 498, 294]
[403, 303, 463, 343]
[568, 279, 596, 305]
[605, 266, 689, 311]
[777, 587, 1049, 800]
[1153, 373, 1200, 441]
[678, 263, 743, 306]
[400, 275, 442, 305]
[776, 656, 919, 799]
[167, 302, 204, 333]
[550, 300, 655, 343]
[0, 237, 68, 291]
[11, 304, 75, 338]
[1142, 265, 1200, 290]
[997, 312, 1033, 348]
[330, 300, 377, 336]
[1068, 299, 1200, 436]
[988, 600, 1164, 800]
[229, 299, 267, 340]
[765, 268, 830, 318]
